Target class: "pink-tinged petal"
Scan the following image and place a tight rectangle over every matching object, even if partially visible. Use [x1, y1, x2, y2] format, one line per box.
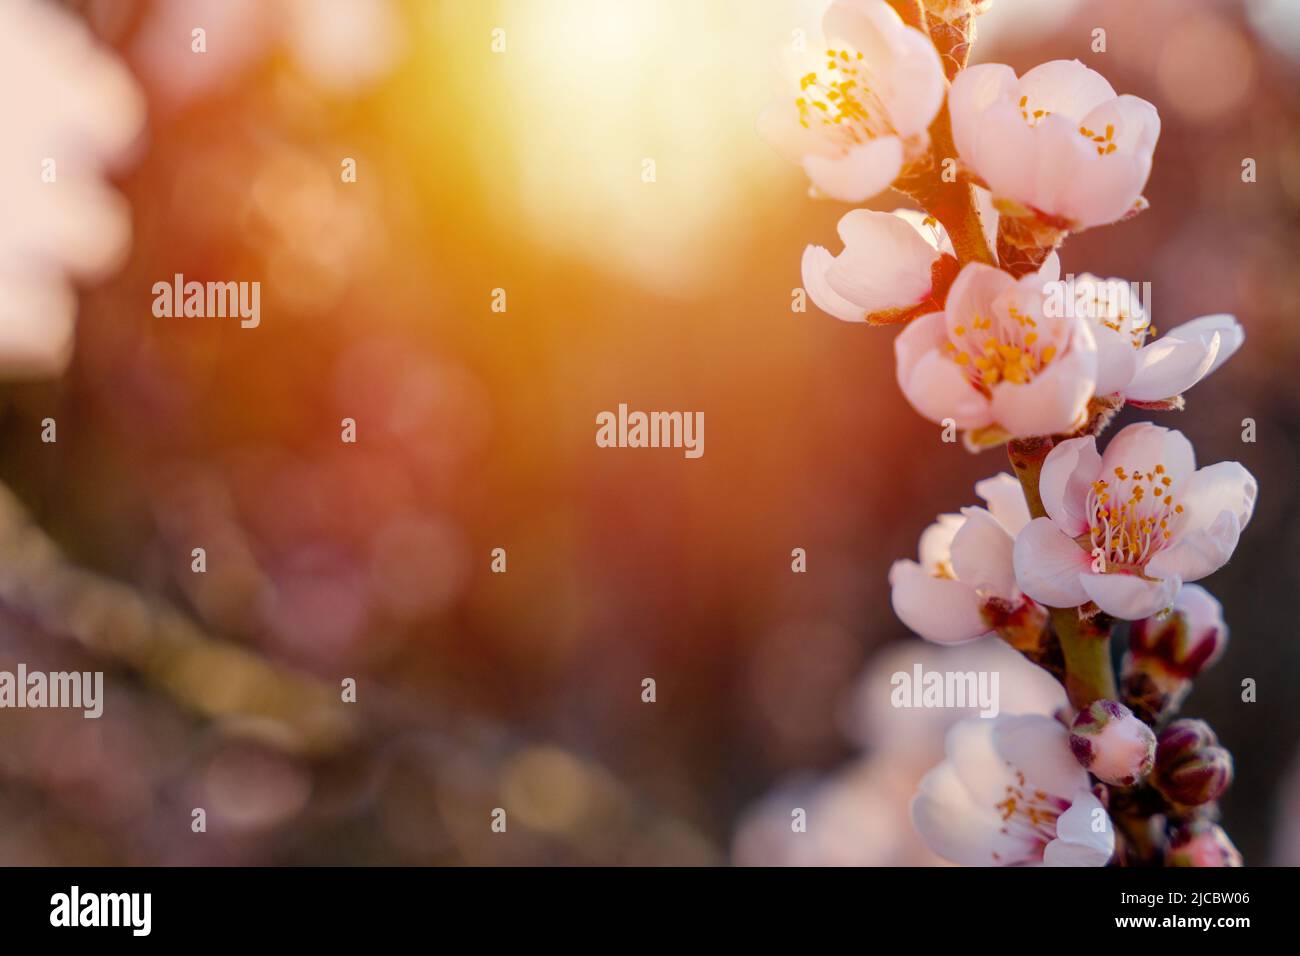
[1044, 791, 1114, 867]
[1092, 323, 1139, 397]
[1063, 152, 1150, 229]
[1013, 517, 1091, 608]
[803, 135, 904, 202]
[1100, 423, 1196, 487]
[1181, 461, 1258, 533]
[1145, 514, 1240, 584]
[879, 19, 946, 137]
[1125, 332, 1219, 402]
[1160, 314, 1244, 378]
[989, 322, 1096, 438]
[994, 715, 1091, 799]
[945, 717, 1010, 806]
[823, 0, 896, 66]
[1025, 113, 1093, 219]
[949, 63, 1020, 168]
[827, 209, 938, 311]
[1063, 96, 1160, 227]
[889, 560, 989, 644]
[1017, 59, 1117, 122]
[918, 512, 965, 571]
[1080, 572, 1180, 620]
[894, 313, 992, 429]
[964, 101, 1038, 209]
[895, 310, 948, 373]
[801, 245, 866, 322]
[950, 507, 1017, 600]
[902, 349, 993, 429]
[975, 473, 1032, 536]
[1081, 93, 1161, 157]
[1039, 435, 1102, 536]
[911, 761, 1026, 866]
[945, 262, 1016, 336]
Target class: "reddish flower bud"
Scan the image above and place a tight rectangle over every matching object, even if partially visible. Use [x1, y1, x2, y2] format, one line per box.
[1167, 821, 1242, 867]
[1128, 584, 1227, 678]
[1153, 719, 1233, 807]
[1069, 699, 1156, 786]
[1123, 585, 1227, 723]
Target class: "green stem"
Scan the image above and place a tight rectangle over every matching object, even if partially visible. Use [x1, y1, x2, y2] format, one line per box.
[1052, 607, 1118, 709]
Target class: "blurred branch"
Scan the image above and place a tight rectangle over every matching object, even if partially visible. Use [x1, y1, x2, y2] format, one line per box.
[0, 480, 355, 756]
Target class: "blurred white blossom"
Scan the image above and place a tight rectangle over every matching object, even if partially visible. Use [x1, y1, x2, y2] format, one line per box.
[0, 0, 144, 376]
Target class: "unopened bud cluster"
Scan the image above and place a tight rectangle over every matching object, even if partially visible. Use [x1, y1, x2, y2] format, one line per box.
[1153, 720, 1234, 808]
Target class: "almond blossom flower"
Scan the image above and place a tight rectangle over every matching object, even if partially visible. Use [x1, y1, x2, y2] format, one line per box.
[1013, 424, 1257, 620]
[912, 714, 1115, 866]
[889, 473, 1043, 644]
[0, 0, 145, 376]
[802, 209, 958, 324]
[1049, 276, 1244, 405]
[894, 261, 1096, 445]
[758, 0, 945, 202]
[949, 59, 1160, 231]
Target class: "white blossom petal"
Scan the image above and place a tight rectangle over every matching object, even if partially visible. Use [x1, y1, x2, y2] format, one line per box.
[1099, 423, 1196, 487]
[803, 135, 905, 202]
[1125, 332, 1220, 402]
[1013, 517, 1091, 608]
[950, 507, 1017, 600]
[1163, 314, 1243, 378]
[801, 245, 867, 322]
[889, 560, 989, 644]
[826, 209, 939, 311]
[1080, 571, 1180, 620]
[1039, 435, 1102, 536]
[1044, 791, 1114, 867]
[975, 473, 1032, 536]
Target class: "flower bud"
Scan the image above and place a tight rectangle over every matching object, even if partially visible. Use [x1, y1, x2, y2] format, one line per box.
[1167, 821, 1242, 867]
[1153, 719, 1233, 807]
[1069, 700, 1156, 786]
[1122, 585, 1227, 723]
[1129, 584, 1228, 678]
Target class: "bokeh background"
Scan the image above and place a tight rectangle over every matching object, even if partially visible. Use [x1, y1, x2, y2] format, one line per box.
[1, 0, 1299, 865]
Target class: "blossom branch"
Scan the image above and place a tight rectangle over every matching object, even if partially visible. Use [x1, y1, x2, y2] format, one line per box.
[898, 105, 996, 267]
